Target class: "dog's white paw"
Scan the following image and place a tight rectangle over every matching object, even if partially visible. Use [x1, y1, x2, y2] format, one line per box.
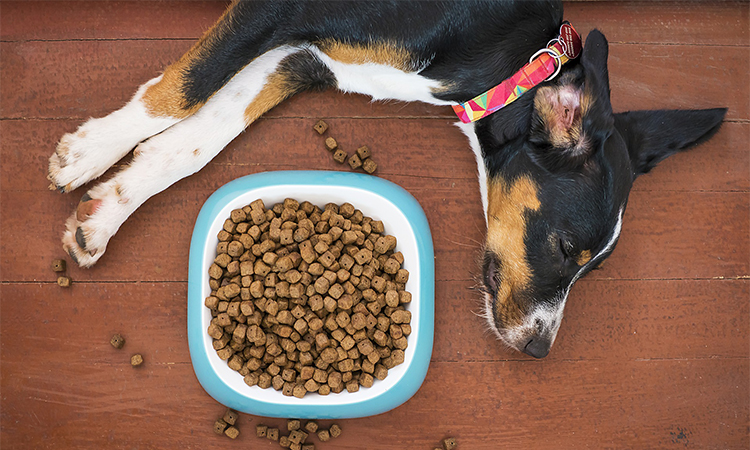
[61, 185, 129, 267]
[48, 124, 134, 193]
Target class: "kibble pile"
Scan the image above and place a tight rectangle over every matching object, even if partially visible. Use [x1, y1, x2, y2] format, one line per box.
[205, 198, 412, 397]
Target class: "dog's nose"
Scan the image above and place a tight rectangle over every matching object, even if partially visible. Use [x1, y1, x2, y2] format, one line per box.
[522, 337, 550, 359]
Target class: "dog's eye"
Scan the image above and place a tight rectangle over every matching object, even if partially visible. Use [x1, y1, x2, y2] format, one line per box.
[558, 238, 574, 262]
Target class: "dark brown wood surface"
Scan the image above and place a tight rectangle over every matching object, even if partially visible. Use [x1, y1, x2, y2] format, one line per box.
[1, 1, 747, 449]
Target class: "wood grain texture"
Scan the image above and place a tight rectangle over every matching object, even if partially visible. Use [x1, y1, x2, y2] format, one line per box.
[1, 1, 747, 449]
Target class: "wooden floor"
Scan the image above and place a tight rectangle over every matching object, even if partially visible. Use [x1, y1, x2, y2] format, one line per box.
[1, 1, 748, 449]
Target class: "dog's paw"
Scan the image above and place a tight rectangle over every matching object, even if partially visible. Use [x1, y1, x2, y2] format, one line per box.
[48, 125, 127, 193]
[61, 188, 124, 267]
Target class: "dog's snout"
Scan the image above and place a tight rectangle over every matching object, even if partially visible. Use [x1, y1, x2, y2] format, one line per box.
[522, 337, 551, 359]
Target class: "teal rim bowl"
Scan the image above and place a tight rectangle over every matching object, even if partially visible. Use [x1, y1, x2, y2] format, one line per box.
[188, 170, 434, 418]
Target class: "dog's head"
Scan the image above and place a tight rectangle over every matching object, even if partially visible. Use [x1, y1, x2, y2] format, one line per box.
[475, 30, 726, 358]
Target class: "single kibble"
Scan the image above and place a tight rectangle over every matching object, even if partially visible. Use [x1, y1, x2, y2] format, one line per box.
[57, 276, 71, 288]
[356, 145, 372, 160]
[224, 426, 240, 439]
[442, 437, 458, 450]
[362, 158, 377, 174]
[348, 153, 362, 170]
[304, 421, 318, 433]
[267, 427, 280, 441]
[302, 445, 315, 450]
[51, 259, 66, 272]
[213, 419, 228, 435]
[280, 435, 291, 448]
[287, 419, 301, 431]
[317, 429, 330, 442]
[329, 424, 342, 438]
[324, 137, 338, 151]
[222, 408, 239, 426]
[130, 354, 144, 367]
[256, 424, 268, 437]
[110, 334, 125, 349]
[313, 119, 329, 135]
[333, 149, 347, 164]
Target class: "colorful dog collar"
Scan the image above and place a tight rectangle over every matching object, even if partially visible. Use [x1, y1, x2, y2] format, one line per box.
[452, 23, 582, 123]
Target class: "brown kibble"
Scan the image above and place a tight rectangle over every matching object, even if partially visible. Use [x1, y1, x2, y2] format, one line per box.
[302, 445, 315, 450]
[130, 354, 143, 367]
[348, 153, 362, 170]
[110, 334, 125, 349]
[267, 427, 280, 441]
[333, 149, 347, 164]
[317, 429, 331, 442]
[222, 408, 239, 425]
[287, 419, 301, 431]
[329, 424, 342, 438]
[256, 424, 268, 437]
[57, 276, 71, 288]
[51, 259, 66, 272]
[224, 426, 240, 439]
[213, 419, 227, 435]
[442, 437, 458, 450]
[304, 421, 318, 433]
[362, 158, 377, 173]
[325, 137, 338, 151]
[313, 120, 329, 135]
[356, 146, 371, 160]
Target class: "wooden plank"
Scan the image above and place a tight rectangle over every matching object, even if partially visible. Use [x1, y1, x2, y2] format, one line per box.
[0, 1, 228, 41]
[3, 118, 747, 194]
[565, 1, 749, 46]
[2, 1, 746, 47]
[1, 40, 747, 120]
[1, 280, 746, 365]
[1, 180, 746, 283]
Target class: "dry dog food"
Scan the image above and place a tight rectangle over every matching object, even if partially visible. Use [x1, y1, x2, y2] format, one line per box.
[442, 437, 458, 449]
[362, 158, 377, 174]
[52, 259, 66, 272]
[324, 137, 338, 151]
[205, 199, 412, 398]
[225, 426, 240, 439]
[313, 120, 329, 135]
[333, 149, 348, 164]
[57, 276, 71, 287]
[254, 420, 336, 448]
[130, 354, 143, 367]
[213, 419, 228, 435]
[110, 334, 125, 349]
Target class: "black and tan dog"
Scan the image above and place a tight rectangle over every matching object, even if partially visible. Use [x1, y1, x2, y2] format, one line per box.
[48, 0, 725, 358]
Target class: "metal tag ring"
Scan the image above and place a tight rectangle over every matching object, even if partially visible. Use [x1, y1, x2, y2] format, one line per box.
[528, 47, 563, 81]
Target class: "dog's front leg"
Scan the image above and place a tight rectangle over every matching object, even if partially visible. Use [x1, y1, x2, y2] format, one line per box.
[64, 46, 305, 267]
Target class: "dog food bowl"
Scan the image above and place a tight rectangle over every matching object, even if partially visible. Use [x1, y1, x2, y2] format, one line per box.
[187, 170, 434, 418]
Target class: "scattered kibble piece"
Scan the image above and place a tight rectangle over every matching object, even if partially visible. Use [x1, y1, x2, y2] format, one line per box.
[329, 424, 342, 438]
[333, 148, 348, 164]
[287, 419, 301, 431]
[51, 259, 66, 272]
[313, 120, 329, 135]
[267, 427, 280, 441]
[356, 145, 372, 160]
[130, 354, 143, 367]
[362, 158, 377, 174]
[225, 426, 240, 439]
[347, 153, 362, 170]
[304, 421, 318, 433]
[223, 408, 239, 425]
[213, 419, 228, 435]
[256, 424, 268, 437]
[302, 444, 315, 450]
[317, 429, 330, 442]
[57, 276, 71, 287]
[110, 334, 125, 349]
[442, 437, 458, 450]
[280, 435, 291, 447]
[325, 137, 338, 151]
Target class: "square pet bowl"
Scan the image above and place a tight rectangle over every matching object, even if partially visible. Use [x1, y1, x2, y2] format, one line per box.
[188, 170, 434, 418]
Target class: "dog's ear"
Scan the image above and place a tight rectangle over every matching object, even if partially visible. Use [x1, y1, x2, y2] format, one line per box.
[614, 108, 727, 176]
[529, 30, 614, 171]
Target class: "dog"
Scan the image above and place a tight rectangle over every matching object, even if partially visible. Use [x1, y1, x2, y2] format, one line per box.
[47, 0, 726, 358]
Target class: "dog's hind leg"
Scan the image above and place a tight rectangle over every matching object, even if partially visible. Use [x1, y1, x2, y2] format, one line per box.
[47, 1, 301, 193]
[63, 46, 333, 267]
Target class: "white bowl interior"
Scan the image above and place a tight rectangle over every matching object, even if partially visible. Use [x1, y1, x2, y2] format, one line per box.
[199, 184, 422, 406]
